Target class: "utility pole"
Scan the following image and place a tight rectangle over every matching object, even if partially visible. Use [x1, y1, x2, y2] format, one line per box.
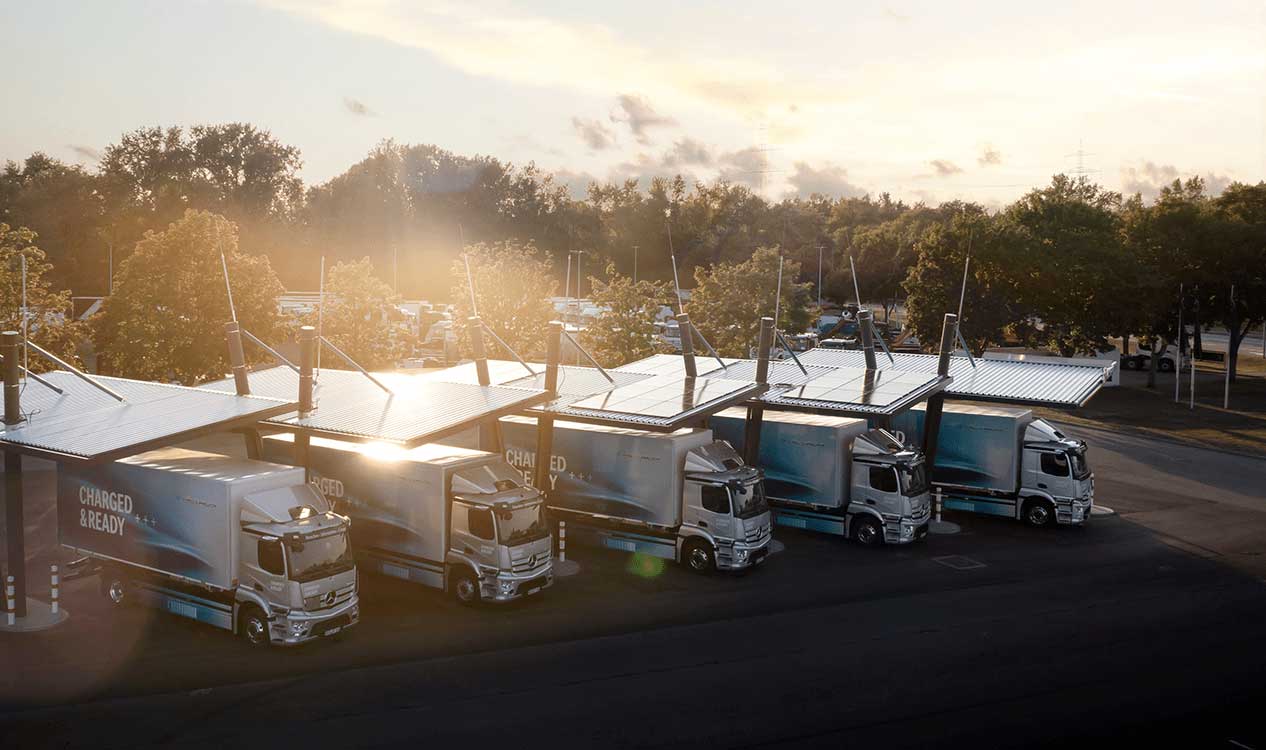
[1224, 285, 1234, 409]
[817, 244, 824, 312]
[633, 245, 639, 284]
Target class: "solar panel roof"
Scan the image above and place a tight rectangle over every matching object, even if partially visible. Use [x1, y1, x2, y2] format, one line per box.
[797, 349, 1107, 408]
[0, 371, 295, 462]
[552, 374, 766, 430]
[761, 367, 946, 415]
[201, 366, 550, 446]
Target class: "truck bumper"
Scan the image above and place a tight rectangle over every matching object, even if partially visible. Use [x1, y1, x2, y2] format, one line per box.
[270, 598, 360, 646]
[717, 535, 773, 571]
[1057, 497, 1093, 526]
[886, 515, 930, 545]
[481, 569, 554, 603]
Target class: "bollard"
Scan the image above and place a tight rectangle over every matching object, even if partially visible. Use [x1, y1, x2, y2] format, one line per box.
[5, 575, 14, 626]
[50, 565, 59, 616]
[935, 487, 943, 524]
[558, 520, 567, 563]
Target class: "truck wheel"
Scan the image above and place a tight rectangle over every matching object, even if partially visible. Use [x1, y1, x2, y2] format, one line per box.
[239, 606, 270, 647]
[451, 569, 481, 606]
[100, 573, 128, 608]
[1122, 357, 1138, 370]
[852, 516, 884, 547]
[1023, 499, 1055, 528]
[1159, 359, 1175, 373]
[683, 540, 716, 574]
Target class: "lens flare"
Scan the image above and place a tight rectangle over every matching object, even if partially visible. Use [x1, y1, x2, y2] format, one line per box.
[626, 552, 665, 578]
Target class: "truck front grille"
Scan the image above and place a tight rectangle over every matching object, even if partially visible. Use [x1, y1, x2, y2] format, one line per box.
[304, 583, 355, 612]
[511, 553, 551, 574]
[744, 522, 771, 543]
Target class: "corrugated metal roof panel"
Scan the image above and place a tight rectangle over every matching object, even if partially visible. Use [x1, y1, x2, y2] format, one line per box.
[798, 349, 1107, 407]
[552, 375, 766, 430]
[0, 372, 294, 462]
[201, 366, 550, 446]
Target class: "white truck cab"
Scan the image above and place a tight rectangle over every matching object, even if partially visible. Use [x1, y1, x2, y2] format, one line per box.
[848, 430, 933, 545]
[1019, 419, 1094, 526]
[680, 440, 775, 571]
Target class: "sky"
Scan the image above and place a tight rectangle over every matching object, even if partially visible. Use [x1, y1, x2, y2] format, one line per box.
[6, 0, 1265, 206]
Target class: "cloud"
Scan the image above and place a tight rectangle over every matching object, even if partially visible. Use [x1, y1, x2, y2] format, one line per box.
[661, 138, 712, 167]
[929, 159, 963, 176]
[553, 168, 602, 199]
[571, 117, 616, 150]
[343, 97, 375, 116]
[977, 146, 1002, 166]
[784, 161, 868, 199]
[610, 94, 677, 144]
[883, 7, 910, 22]
[1120, 160, 1232, 202]
[66, 144, 101, 162]
[715, 147, 768, 188]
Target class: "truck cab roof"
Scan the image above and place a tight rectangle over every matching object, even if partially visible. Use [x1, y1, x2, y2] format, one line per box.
[684, 440, 761, 484]
[241, 484, 347, 538]
[854, 428, 922, 465]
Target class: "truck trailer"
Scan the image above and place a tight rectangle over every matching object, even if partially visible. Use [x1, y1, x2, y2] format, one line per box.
[59, 448, 359, 647]
[493, 416, 774, 574]
[890, 403, 1094, 527]
[261, 434, 553, 606]
[709, 408, 931, 545]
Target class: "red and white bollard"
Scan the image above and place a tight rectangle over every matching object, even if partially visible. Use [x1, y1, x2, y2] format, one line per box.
[558, 520, 567, 563]
[935, 487, 944, 524]
[5, 575, 14, 627]
[50, 565, 59, 617]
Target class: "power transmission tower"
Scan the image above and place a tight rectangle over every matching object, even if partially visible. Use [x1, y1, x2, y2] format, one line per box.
[1065, 140, 1100, 179]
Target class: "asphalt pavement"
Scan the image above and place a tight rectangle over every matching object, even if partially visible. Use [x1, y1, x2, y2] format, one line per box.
[2, 424, 1265, 749]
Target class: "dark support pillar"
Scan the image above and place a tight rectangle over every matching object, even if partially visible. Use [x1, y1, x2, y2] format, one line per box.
[858, 309, 878, 370]
[742, 317, 774, 466]
[296, 325, 315, 481]
[533, 322, 562, 493]
[225, 321, 262, 459]
[922, 313, 957, 469]
[468, 316, 503, 453]
[677, 313, 697, 378]
[2, 331, 26, 617]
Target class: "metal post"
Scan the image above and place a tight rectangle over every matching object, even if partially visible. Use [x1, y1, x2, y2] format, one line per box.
[533, 322, 562, 493]
[858, 309, 878, 370]
[742, 317, 775, 466]
[935, 487, 943, 524]
[49, 564, 59, 616]
[469, 316, 504, 454]
[296, 326, 316, 481]
[558, 520, 566, 563]
[677, 313, 697, 378]
[922, 313, 957, 469]
[1224, 285, 1234, 410]
[5, 576, 14, 626]
[2, 331, 25, 619]
[633, 245, 638, 284]
[226, 321, 251, 396]
[1174, 284, 1182, 403]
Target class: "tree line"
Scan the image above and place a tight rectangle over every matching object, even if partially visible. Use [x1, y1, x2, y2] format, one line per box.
[2, 121, 1264, 382]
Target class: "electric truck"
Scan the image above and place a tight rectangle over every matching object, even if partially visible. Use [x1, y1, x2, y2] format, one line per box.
[494, 416, 774, 574]
[262, 433, 553, 606]
[890, 402, 1094, 527]
[59, 447, 359, 647]
[709, 408, 931, 545]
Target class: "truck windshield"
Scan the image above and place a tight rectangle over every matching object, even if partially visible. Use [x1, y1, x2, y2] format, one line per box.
[1070, 449, 1091, 479]
[732, 481, 769, 519]
[497, 504, 549, 546]
[900, 463, 928, 496]
[288, 530, 354, 583]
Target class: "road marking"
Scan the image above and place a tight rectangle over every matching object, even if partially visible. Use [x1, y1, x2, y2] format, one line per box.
[933, 555, 986, 571]
[1227, 739, 1254, 750]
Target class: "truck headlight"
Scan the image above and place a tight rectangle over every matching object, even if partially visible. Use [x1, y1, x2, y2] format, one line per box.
[290, 622, 309, 636]
[735, 548, 749, 562]
[499, 580, 516, 594]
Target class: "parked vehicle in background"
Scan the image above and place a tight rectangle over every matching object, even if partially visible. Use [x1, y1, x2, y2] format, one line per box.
[60, 448, 359, 646]
[262, 434, 552, 606]
[1120, 342, 1186, 373]
[710, 409, 931, 545]
[495, 417, 774, 574]
[891, 403, 1094, 527]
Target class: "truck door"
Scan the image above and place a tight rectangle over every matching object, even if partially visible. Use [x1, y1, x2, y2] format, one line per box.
[451, 503, 498, 564]
[690, 482, 735, 540]
[1034, 450, 1073, 499]
[244, 535, 289, 601]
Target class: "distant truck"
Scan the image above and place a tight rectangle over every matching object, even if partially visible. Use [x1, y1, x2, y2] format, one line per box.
[493, 417, 774, 574]
[710, 409, 931, 545]
[262, 434, 553, 606]
[59, 448, 359, 647]
[890, 403, 1094, 527]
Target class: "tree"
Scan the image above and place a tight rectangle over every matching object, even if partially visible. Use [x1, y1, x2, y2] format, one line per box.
[450, 241, 557, 359]
[1210, 182, 1266, 383]
[0, 224, 86, 370]
[688, 247, 813, 357]
[307, 257, 410, 371]
[580, 264, 673, 367]
[94, 210, 284, 383]
[903, 211, 1026, 355]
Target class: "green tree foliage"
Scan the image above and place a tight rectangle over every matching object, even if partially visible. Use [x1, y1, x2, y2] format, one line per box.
[688, 247, 813, 357]
[580, 264, 673, 367]
[94, 210, 284, 384]
[450, 241, 557, 359]
[903, 209, 1026, 354]
[0, 224, 85, 370]
[307, 257, 411, 371]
